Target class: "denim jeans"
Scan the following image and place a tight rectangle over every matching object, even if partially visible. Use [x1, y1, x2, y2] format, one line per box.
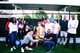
[10, 31, 17, 48]
[44, 40, 55, 52]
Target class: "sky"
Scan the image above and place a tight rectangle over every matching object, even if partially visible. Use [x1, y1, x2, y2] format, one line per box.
[0, 0, 80, 6]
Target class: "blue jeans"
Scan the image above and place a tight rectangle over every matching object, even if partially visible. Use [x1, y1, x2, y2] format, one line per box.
[10, 31, 17, 48]
[44, 40, 55, 52]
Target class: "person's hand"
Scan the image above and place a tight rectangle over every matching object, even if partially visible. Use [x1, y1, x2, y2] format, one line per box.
[43, 38, 47, 40]
[39, 39, 44, 41]
[36, 40, 39, 42]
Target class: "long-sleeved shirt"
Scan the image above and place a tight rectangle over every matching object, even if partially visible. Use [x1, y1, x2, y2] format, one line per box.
[21, 33, 38, 45]
[67, 20, 79, 34]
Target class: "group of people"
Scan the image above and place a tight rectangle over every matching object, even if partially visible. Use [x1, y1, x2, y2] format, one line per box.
[4, 14, 79, 53]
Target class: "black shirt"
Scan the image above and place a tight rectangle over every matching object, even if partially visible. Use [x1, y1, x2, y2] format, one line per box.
[60, 20, 68, 31]
[45, 33, 54, 41]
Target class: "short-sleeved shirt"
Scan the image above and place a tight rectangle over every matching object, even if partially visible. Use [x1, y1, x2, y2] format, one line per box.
[9, 22, 18, 34]
[53, 23, 60, 34]
[45, 23, 53, 33]
[45, 33, 54, 41]
[60, 20, 68, 31]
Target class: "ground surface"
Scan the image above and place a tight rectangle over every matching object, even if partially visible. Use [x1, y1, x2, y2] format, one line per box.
[0, 42, 80, 53]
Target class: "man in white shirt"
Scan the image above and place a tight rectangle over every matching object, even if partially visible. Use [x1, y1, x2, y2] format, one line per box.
[65, 15, 79, 49]
[53, 21, 60, 45]
[53, 21, 60, 35]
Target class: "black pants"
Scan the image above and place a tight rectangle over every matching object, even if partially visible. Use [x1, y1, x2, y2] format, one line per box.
[65, 33, 76, 49]
[53, 34, 57, 45]
[22, 42, 32, 49]
[5, 29, 9, 45]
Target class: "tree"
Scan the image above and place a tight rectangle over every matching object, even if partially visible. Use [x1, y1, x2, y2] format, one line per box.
[24, 15, 31, 19]
[35, 11, 48, 19]
[78, 14, 80, 21]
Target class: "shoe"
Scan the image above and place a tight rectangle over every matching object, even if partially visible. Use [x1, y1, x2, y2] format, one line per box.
[28, 48, 33, 50]
[10, 48, 13, 51]
[13, 46, 16, 50]
[46, 50, 51, 53]
[63, 42, 66, 45]
[51, 46, 54, 49]
[6, 44, 8, 47]
[21, 47, 24, 53]
[46, 52, 50, 53]
[59, 42, 63, 45]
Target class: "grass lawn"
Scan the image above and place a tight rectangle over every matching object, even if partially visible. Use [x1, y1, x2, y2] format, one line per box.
[0, 42, 80, 53]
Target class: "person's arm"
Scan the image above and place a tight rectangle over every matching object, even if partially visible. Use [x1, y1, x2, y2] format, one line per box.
[74, 20, 79, 29]
[68, 20, 71, 29]
[57, 24, 61, 35]
[69, 20, 79, 29]
[29, 36, 39, 42]
[8, 22, 11, 34]
[44, 37, 53, 41]
[52, 23, 54, 32]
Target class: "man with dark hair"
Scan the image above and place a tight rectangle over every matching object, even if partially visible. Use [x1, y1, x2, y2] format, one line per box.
[60, 16, 68, 45]
[44, 29, 55, 53]
[65, 15, 79, 49]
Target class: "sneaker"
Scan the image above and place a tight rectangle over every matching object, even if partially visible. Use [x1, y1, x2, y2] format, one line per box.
[28, 48, 33, 50]
[46, 52, 50, 53]
[63, 42, 66, 45]
[21, 47, 24, 53]
[59, 42, 63, 45]
[10, 48, 13, 51]
[46, 50, 51, 53]
[13, 46, 16, 50]
[51, 46, 54, 49]
[6, 44, 8, 47]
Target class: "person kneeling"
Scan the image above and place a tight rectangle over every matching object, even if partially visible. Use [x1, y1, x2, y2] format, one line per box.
[44, 29, 55, 53]
[21, 30, 39, 52]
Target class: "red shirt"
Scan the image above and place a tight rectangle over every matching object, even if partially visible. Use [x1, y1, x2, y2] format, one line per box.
[5, 21, 10, 30]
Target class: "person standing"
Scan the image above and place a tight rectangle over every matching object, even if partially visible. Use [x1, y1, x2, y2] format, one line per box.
[5, 18, 10, 46]
[60, 16, 68, 45]
[65, 15, 79, 49]
[9, 17, 18, 51]
[50, 14, 55, 23]
[53, 20, 60, 45]
[45, 19, 54, 33]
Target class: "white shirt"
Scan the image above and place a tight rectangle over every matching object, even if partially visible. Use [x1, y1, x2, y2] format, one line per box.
[67, 20, 79, 34]
[9, 22, 18, 34]
[45, 23, 53, 33]
[53, 23, 60, 34]
[18, 24, 24, 29]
